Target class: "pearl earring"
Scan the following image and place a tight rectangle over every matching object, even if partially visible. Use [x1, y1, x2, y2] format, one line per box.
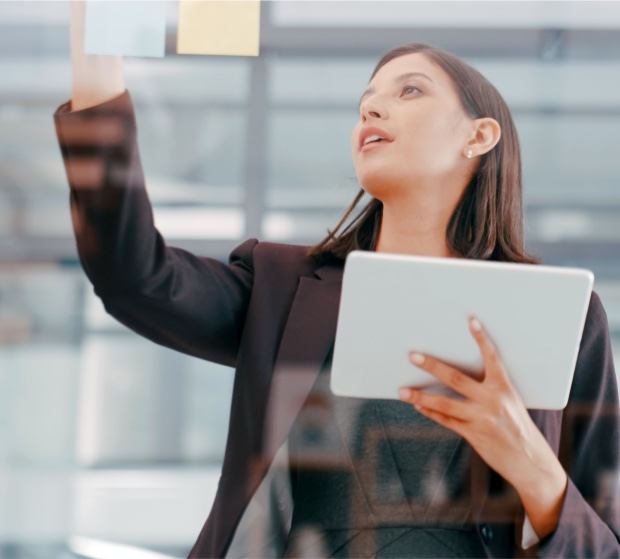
[467, 150, 473, 159]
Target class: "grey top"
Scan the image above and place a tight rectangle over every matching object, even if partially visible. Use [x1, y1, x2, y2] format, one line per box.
[284, 351, 486, 558]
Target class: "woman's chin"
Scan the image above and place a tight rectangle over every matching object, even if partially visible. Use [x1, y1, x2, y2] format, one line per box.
[358, 173, 402, 201]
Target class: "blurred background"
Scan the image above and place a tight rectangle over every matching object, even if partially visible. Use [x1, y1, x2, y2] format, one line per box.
[1, 1, 620, 557]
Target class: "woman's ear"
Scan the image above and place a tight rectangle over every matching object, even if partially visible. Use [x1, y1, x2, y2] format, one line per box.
[466, 117, 501, 158]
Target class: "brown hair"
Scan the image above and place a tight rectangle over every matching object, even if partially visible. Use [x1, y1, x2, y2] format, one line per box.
[308, 43, 538, 264]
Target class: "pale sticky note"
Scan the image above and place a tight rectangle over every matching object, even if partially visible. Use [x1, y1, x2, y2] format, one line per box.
[177, 0, 260, 57]
[84, 1, 167, 58]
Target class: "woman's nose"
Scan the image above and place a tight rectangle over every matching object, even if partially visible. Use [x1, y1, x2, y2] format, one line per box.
[360, 97, 387, 121]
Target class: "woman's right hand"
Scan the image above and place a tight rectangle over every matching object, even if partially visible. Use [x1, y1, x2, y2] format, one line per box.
[70, 0, 125, 111]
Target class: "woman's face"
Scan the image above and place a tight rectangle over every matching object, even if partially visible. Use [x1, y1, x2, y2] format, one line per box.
[351, 52, 475, 202]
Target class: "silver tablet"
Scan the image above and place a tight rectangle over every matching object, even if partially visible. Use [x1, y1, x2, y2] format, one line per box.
[330, 251, 594, 410]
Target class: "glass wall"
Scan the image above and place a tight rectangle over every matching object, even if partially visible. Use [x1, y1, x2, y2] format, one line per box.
[1, 1, 619, 557]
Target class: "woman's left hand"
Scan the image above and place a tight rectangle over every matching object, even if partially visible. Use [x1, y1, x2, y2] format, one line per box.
[399, 317, 568, 540]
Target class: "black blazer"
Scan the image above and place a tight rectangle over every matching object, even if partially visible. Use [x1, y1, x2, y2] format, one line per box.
[55, 91, 620, 558]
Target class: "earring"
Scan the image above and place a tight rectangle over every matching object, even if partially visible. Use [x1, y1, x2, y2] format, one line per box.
[467, 150, 473, 159]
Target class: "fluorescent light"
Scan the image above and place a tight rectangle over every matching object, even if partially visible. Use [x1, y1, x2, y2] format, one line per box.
[68, 536, 180, 559]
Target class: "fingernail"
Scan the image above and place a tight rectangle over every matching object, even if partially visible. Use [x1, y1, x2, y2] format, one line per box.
[410, 352, 425, 365]
[470, 318, 482, 332]
[399, 388, 411, 400]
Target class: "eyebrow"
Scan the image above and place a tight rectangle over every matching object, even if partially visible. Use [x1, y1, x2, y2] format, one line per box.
[358, 72, 435, 109]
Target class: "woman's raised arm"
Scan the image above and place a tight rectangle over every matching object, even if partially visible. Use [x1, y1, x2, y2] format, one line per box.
[55, 2, 257, 368]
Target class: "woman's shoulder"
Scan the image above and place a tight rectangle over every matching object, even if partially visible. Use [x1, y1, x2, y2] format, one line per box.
[255, 240, 343, 267]
[567, 288, 617, 405]
[230, 238, 343, 276]
[253, 240, 312, 260]
[583, 290, 610, 339]
[231, 238, 310, 262]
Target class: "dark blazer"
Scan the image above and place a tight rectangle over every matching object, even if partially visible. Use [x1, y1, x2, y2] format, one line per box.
[55, 91, 620, 558]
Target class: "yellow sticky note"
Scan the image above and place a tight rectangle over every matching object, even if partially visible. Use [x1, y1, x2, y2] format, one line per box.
[177, 0, 260, 57]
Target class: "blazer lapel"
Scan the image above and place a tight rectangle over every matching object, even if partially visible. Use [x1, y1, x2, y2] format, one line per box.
[263, 261, 343, 459]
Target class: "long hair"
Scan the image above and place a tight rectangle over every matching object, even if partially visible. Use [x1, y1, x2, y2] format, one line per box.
[308, 43, 538, 264]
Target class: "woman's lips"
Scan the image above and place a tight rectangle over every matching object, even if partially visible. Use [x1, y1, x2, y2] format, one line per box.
[358, 126, 394, 151]
[360, 139, 393, 153]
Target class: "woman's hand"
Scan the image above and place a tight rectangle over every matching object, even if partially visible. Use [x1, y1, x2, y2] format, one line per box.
[70, 0, 125, 111]
[399, 317, 568, 541]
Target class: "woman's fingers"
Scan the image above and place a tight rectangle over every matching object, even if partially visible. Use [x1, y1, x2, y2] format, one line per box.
[408, 403, 467, 436]
[399, 387, 476, 423]
[468, 317, 513, 391]
[408, 351, 483, 399]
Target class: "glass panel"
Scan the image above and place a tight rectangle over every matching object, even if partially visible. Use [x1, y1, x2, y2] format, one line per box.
[0, 55, 249, 242]
[263, 207, 354, 242]
[125, 57, 250, 105]
[182, 359, 235, 462]
[526, 208, 620, 243]
[470, 59, 620, 109]
[266, 110, 358, 200]
[519, 114, 620, 205]
[0, 102, 72, 237]
[0, 266, 235, 469]
[2, 1, 620, 554]
[0, 264, 233, 556]
[0, 265, 82, 469]
[78, 291, 234, 466]
[271, 1, 620, 29]
[269, 56, 374, 104]
[135, 107, 247, 195]
[266, 56, 371, 240]
[134, 106, 247, 240]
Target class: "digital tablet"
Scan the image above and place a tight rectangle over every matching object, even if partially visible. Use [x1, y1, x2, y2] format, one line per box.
[330, 251, 594, 410]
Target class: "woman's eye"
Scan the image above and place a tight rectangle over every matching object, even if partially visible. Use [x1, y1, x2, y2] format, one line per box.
[402, 85, 421, 96]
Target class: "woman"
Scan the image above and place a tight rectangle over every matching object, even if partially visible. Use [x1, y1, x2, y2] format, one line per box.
[56, 4, 620, 557]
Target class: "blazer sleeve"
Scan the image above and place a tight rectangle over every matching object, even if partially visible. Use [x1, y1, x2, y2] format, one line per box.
[54, 91, 255, 367]
[535, 291, 620, 557]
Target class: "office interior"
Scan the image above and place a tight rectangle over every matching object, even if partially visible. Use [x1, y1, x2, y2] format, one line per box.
[1, 1, 620, 557]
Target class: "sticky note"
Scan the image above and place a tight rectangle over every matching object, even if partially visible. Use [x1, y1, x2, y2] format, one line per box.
[84, 1, 167, 58]
[177, 0, 260, 57]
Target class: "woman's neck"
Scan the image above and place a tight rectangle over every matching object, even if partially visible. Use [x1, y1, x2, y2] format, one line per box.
[375, 196, 455, 258]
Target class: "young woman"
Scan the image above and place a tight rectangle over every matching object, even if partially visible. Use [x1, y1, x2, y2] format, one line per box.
[56, 3, 620, 557]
